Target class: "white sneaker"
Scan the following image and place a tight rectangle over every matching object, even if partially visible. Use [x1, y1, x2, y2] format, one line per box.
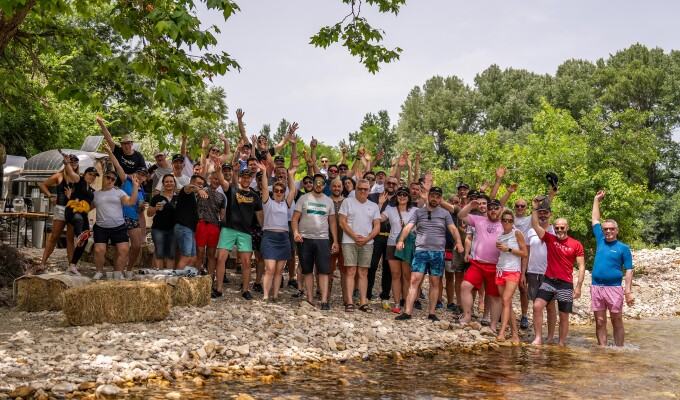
[68, 265, 81, 276]
[93, 272, 104, 280]
[112, 271, 124, 280]
[124, 271, 135, 279]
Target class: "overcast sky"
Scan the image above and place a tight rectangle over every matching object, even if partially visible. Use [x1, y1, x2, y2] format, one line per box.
[198, 1, 679, 146]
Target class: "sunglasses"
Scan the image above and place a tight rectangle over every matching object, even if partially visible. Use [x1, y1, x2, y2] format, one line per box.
[488, 205, 501, 210]
[303, 180, 313, 185]
[321, 160, 329, 163]
[554, 226, 567, 231]
[501, 219, 514, 223]
[210, 149, 219, 153]
[515, 204, 526, 209]
[356, 187, 369, 192]
[602, 227, 617, 231]
[366, 176, 375, 181]
[314, 180, 325, 185]
[273, 189, 285, 194]
[329, 169, 338, 174]
[339, 167, 348, 171]
[397, 193, 409, 197]
[104, 175, 116, 181]
[386, 181, 397, 185]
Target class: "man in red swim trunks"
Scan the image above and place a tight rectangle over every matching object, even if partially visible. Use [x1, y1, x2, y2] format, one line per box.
[457, 196, 503, 331]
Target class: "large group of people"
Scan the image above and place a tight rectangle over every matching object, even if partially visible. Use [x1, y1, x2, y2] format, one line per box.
[35, 110, 636, 347]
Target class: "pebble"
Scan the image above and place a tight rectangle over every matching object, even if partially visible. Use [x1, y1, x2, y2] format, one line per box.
[95, 384, 121, 398]
[165, 391, 182, 399]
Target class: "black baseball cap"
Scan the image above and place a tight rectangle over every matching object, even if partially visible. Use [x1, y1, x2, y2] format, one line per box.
[396, 186, 409, 195]
[535, 198, 552, 212]
[68, 154, 79, 162]
[238, 169, 252, 176]
[104, 169, 117, 178]
[274, 155, 285, 163]
[221, 163, 232, 170]
[457, 182, 470, 189]
[84, 167, 99, 176]
[429, 187, 443, 195]
[488, 199, 501, 207]
[135, 167, 148, 175]
[172, 154, 184, 163]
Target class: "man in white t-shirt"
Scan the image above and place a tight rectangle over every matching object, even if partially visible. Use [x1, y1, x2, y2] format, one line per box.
[339, 179, 381, 313]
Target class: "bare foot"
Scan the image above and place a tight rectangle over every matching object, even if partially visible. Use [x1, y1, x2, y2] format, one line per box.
[511, 336, 520, 345]
[496, 335, 506, 341]
[531, 338, 543, 345]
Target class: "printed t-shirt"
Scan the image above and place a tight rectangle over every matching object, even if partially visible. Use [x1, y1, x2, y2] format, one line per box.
[591, 223, 633, 286]
[466, 214, 503, 264]
[223, 186, 262, 234]
[295, 192, 335, 239]
[113, 145, 146, 174]
[543, 232, 585, 283]
[197, 187, 226, 225]
[407, 207, 454, 251]
[338, 197, 381, 245]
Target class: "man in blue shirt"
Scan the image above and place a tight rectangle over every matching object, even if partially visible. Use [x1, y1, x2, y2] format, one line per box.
[591, 190, 634, 347]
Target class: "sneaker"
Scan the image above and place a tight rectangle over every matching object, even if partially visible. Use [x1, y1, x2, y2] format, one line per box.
[520, 316, 529, 330]
[223, 274, 230, 284]
[320, 303, 330, 311]
[112, 271, 124, 280]
[382, 300, 391, 311]
[253, 283, 263, 293]
[288, 279, 298, 289]
[211, 289, 223, 299]
[92, 272, 104, 280]
[242, 291, 253, 300]
[414, 300, 422, 310]
[199, 269, 208, 276]
[428, 314, 440, 322]
[435, 301, 444, 310]
[292, 289, 305, 298]
[68, 265, 81, 276]
[447, 303, 457, 312]
[480, 318, 490, 327]
[124, 271, 135, 279]
[395, 313, 412, 321]
[390, 306, 402, 314]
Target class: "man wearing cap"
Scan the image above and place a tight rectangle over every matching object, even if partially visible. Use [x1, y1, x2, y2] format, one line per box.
[457, 196, 504, 330]
[97, 116, 146, 175]
[215, 166, 263, 300]
[395, 186, 463, 321]
[104, 143, 148, 277]
[195, 163, 227, 278]
[291, 173, 340, 309]
[367, 174, 399, 307]
[154, 154, 191, 193]
[369, 171, 386, 194]
[530, 196, 585, 346]
[590, 190, 634, 346]
[456, 183, 470, 207]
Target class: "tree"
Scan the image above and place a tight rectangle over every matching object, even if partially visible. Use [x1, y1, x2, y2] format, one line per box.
[348, 110, 395, 168]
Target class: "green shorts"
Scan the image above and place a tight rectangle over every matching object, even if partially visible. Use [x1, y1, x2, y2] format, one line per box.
[217, 227, 253, 253]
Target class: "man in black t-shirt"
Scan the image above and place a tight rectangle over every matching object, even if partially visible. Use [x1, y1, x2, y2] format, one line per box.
[367, 175, 398, 306]
[97, 116, 146, 175]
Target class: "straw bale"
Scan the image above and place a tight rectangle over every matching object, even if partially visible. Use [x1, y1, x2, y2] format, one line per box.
[61, 280, 171, 326]
[170, 275, 211, 307]
[14, 273, 92, 312]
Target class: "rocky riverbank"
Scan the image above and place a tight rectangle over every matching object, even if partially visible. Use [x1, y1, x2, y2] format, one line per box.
[1, 247, 679, 398]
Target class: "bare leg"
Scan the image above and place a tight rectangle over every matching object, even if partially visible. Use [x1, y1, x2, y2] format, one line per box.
[319, 273, 329, 303]
[403, 272, 425, 315]
[65, 224, 75, 263]
[388, 260, 402, 304]
[206, 247, 216, 276]
[358, 267, 369, 306]
[489, 295, 502, 332]
[519, 282, 529, 319]
[558, 311, 570, 346]
[428, 276, 441, 315]
[115, 242, 129, 272]
[41, 220, 66, 266]
[401, 263, 411, 303]
[611, 312, 625, 347]
[272, 260, 286, 299]
[594, 310, 608, 346]
[345, 266, 357, 305]
[304, 273, 315, 303]
[94, 243, 106, 273]
[532, 298, 547, 345]
[444, 271, 454, 305]
[127, 227, 143, 271]
[196, 246, 206, 272]
[255, 252, 264, 285]
[239, 252, 252, 293]
[546, 300, 557, 342]
[263, 259, 276, 300]
[454, 271, 464, 305]
[460, 281, 476, 323]
[215, 249, 228, 292]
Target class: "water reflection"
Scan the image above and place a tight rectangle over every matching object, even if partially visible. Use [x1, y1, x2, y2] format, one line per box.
[134, 319, 680, 399]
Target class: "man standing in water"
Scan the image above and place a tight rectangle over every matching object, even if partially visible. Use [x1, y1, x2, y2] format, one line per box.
[591, 190, 634, 346]
[530, 196, 585, 346]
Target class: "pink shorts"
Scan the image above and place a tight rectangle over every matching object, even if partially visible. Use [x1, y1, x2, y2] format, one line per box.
[591, 286, 624, 313]
[495, 271, 521, 286]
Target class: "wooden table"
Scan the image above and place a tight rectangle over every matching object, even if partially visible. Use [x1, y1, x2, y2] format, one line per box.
[0, 211, 50, 247]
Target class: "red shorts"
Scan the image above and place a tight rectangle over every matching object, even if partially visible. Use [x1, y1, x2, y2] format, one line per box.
[195, 220, 220, 248]
[495, 271, 521, 286]
[464, 260, 500, 297]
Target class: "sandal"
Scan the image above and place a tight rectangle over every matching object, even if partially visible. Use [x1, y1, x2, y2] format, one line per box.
[345, 304, 355, 313]
[358, 304, 372, 313]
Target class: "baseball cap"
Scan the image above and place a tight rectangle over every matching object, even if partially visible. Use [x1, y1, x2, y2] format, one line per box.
[375, 170, 386, 177]
[488, 199, 501, 207]
[396, 186, 409, 196]
[274, 155, 285, 163]
[68, 154, 80, 162]
[535, 197, 552, 212]
[120, 134, 134, 143]
[172, 154, 184, 163]
[84, 167, 99, 176]
[221, 162, 233, 170]
[429, 187, 443, 195]
[238, 169, 252, 176]
[457, 182, 470, 190]
[104, 169, 117, 178]
[135, 167, 148, 175]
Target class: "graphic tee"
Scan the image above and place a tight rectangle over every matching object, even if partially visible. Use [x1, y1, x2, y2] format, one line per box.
[543, 232, 585, 283]
[295, 192, 335, 239]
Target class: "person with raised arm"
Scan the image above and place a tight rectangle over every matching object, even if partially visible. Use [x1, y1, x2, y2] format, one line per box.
[530, 196, 585, 346]
[590, 190, 634, 346]
[96, 116, 146, 175]
[148, 174, 177, 269]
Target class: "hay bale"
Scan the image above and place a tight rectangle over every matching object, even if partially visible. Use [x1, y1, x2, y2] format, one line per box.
[14, 273, 92, 312]
[170, 275, 211, 307]
[61, 281, 171, 326]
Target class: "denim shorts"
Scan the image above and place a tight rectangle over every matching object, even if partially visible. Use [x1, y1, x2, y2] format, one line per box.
[174, 224, 196, 257]
[151, 228, 175, 259]
[411, 250, 445, 277]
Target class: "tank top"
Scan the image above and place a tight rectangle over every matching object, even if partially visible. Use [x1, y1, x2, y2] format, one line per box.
[56, 178, 69, 206]
[496, 228, 521, 273]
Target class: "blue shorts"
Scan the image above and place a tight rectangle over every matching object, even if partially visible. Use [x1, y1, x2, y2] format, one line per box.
[151, 228, 175, 259]
[411, 250, 445, 277]
[174, 224, 196, 257]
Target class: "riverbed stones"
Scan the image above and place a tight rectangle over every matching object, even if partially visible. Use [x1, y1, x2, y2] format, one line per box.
[50, 381, 77, 395]
[95, 384, 121, 398]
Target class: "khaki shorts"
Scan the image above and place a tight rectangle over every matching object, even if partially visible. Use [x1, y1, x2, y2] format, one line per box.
[342, 243, 374, 268]
[53, 205, 66, 221]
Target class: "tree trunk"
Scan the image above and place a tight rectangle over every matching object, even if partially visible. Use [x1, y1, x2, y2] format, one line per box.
[0, 0, 37, 54]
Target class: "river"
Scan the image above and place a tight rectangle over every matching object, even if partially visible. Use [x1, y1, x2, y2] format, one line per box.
[132, 318, 680, 399]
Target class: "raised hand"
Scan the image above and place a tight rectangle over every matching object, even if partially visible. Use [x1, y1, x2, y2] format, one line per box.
[469, 199, 480, 209]
[201, 136, 210, 150]
[594, 190, 606, 202]
[375, 150, 384, 161]
[378, 191, 388, 206]
[131, 174, 140, 186]
[496, 166, 507, 178]
[287, 122, 299, 135]
[479, 181, 490, 193]
[288, 134, 298, 145]
[102, 142, 112, 155]
[218, 133, 228, 143]
[236, 108, 244, 121]
[310, 136, 318, 148]
[507, 183, 519, 193]
[397, 153, 407, 167]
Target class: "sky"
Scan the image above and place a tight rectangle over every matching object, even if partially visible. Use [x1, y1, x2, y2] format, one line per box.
[198, 1, 680, 145]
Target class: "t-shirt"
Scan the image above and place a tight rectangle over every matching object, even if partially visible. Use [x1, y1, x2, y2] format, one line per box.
[295, 192, 335, 239]
[121, 176, 145, 221]
[368, 192, 397, 234]
[149, 194, 176, 230]
[155, 174, 190, 192]
[591, 223, 633, 286]
[526, 226, 554, 274]
[339, 197, 381, 245]
[175, 189, 199, 231]
[151, 166, 172, 191]
[263, 199, 291, 231]
[113, 145, 146, 175]
[543, 232, 585, 283]
[514, 215, 532, 237]
[467, 214, 503, 264]
[496, 229, 521, 272]
[382, 206, 417, 246]
[407, 207, 454, 251]
[69, 176, 94, 205]
[197, 187, 226, 225]
[93, 188, 126, 228]
[223, 186, 262, 233]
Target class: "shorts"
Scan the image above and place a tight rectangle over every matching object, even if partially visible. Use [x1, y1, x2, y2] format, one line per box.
[300, 238, 331, 275]
[536, 277, 573, 313]
[526, 273, 544, 300]
[217, 227, 253, 253]
[495, 271, 521, 286]
[591, 285, 624, 314]
[411, 250, 445, 277]
[463, 260, 500, 297]
[251, 229, 263, 253]
[445, 250, 466, 273]
[125, 217, 140, 230]
[53, 205, 66, 222]
[261, 230, 291, 261]
[93, 224, 129, 245]
[386, 245, 398, 261]
[174, 224, 196, 257]
[342, 243, 374, 268]
[195, 220, 220, 248]
[151, 228, 175, 259]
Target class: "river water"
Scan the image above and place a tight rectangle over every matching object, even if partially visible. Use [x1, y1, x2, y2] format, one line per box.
[134, 319, 680, 399]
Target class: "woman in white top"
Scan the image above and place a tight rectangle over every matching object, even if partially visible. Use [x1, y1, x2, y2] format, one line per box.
[259, 160, 297, 301]
[495, 209, 528, 343]
[380, 186, 416, 314]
